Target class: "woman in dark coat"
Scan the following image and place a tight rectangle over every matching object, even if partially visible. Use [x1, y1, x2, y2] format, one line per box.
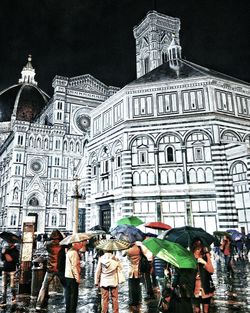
[166, 268, 196, 313]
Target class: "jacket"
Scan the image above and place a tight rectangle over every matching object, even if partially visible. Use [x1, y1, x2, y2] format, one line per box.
[1, 245, 19, 272]
[153, 257, 167, 278]
[194, 253, 215, 297]
[94, 252, 121, 288]
[46, 240, 65, 273]
[124, 244, 141, 279]
[65, 248, 81, 283]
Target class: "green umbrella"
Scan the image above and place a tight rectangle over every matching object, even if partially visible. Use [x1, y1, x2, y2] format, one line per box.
[143, 237, 197, 269]
[117, 216, 144, 227]
[213, 231, 231, 238]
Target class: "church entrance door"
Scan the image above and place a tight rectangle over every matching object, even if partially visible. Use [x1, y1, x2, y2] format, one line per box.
[100, 204, 111, 231]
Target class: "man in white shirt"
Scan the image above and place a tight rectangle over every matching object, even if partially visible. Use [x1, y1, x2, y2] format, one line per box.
[65, 238, 87, 313]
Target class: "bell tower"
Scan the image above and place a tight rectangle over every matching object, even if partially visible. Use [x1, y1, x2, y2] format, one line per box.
[133, 11, 181, 78]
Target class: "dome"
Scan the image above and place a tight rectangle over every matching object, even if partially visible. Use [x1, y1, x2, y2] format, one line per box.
[0, 56, 50, 123]
[0, 84, 50, 122]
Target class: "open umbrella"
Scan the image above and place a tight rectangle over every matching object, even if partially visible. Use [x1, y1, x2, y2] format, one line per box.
[143, 237, 197, 269]
[159, 226, 215, 248]
[144, 221, 172, 231]
[0, 231, 21, 243]
[213, 231, 231, 238]
[117, 216, 144, 227]
[88, 225, 108, 233]
[59, 233, 92, 245]
[110, 224, 145, 243]
[96, 239, 130, 251]
[226, 229, 243, 241]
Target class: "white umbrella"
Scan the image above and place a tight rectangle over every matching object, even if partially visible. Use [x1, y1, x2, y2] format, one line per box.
[59, 233, 92, 245]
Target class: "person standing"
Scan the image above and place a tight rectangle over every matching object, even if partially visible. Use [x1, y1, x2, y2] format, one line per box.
[36, 229, 65, 311]
[136, 241, 155, 300]
[94, 250, 122, 313]
[192, 241, 215, 313]
[123, 243, 142, 308]
[166, 268, 196, 313]
[0, 242, 19, 306]
[65, 237, 88, 313]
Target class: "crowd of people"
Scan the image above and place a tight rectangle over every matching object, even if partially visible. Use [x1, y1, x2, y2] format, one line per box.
[0, 229, 249, 313]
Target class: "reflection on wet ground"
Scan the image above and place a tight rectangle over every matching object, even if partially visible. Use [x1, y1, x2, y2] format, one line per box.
[0, 253, 249, 312]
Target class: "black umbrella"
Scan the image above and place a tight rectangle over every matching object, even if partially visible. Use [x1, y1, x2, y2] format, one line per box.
[0, 231, 21, 243]
[158, 226, 215, 248]
[89, 225, 108, 233]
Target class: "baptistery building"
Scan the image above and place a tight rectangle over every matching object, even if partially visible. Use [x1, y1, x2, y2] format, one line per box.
[85, 11, 250, 234]
[0, 11, 249, 235]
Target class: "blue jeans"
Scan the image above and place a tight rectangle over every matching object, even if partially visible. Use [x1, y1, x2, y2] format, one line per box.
[65, 278, 79, 313]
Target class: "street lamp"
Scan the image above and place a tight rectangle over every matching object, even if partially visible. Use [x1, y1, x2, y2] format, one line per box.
[71, 175, 85, 234]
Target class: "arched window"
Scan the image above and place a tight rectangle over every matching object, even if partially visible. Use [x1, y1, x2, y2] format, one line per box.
[76, 142, 80, 153]
[37, 138, 41, 149]
[51, 215, 57, 226]
[44, 138, 49, 149]
[63, 141, 68, 151]
[166, 146, 174, 162]
[168, 170, 175, 184]
[133, 172, 140, 185]
[140, 171, 148, 185]
[29, 137, 34, 147]
[189, 169, 197, 183]
[53, 189, 58, 202]
[160, 170, 168, 184]
[205, 168, 213, 182]
[148, 171, 155, 185]
[176, 169, 184, 184]
[13, 187, 19, 200]
[10, 214, 17, 226]
[197, 168, 205, 183]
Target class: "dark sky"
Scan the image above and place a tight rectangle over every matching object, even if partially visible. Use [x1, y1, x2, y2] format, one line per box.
[0, 0, 249, 96]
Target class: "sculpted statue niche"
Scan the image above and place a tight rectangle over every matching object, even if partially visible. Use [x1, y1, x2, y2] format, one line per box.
[29, 197, 39, 206]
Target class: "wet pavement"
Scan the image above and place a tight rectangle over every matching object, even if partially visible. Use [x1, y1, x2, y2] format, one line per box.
[0, 253, 249, 313]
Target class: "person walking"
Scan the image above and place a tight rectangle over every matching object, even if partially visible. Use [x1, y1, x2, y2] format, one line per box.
[0, 242, 19, 306]
[192, 240, 215, 313]
[36, 229, 66, 311]
[65, 237, 88, 313]
[123, 243, 142, 308]
[220, 235, 234, 275]
[94, 250, 122, 313]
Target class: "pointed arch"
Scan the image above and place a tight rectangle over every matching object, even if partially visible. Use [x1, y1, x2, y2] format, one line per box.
[140, 171, 148, 185]
[189, 169, 197, 183]
[197, 168, 205, 183]
[205, 168, 213, 182]
[168, 169, 175, 184]
[148, 170, 155, 185]
[133, 171, 140, 186]
[160, 170, 168, 184]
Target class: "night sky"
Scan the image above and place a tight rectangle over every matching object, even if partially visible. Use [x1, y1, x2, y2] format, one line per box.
[0, 0, 249, 96]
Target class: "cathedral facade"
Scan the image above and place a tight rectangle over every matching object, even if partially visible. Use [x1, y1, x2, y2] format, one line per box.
[0, 11, 249, 235]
